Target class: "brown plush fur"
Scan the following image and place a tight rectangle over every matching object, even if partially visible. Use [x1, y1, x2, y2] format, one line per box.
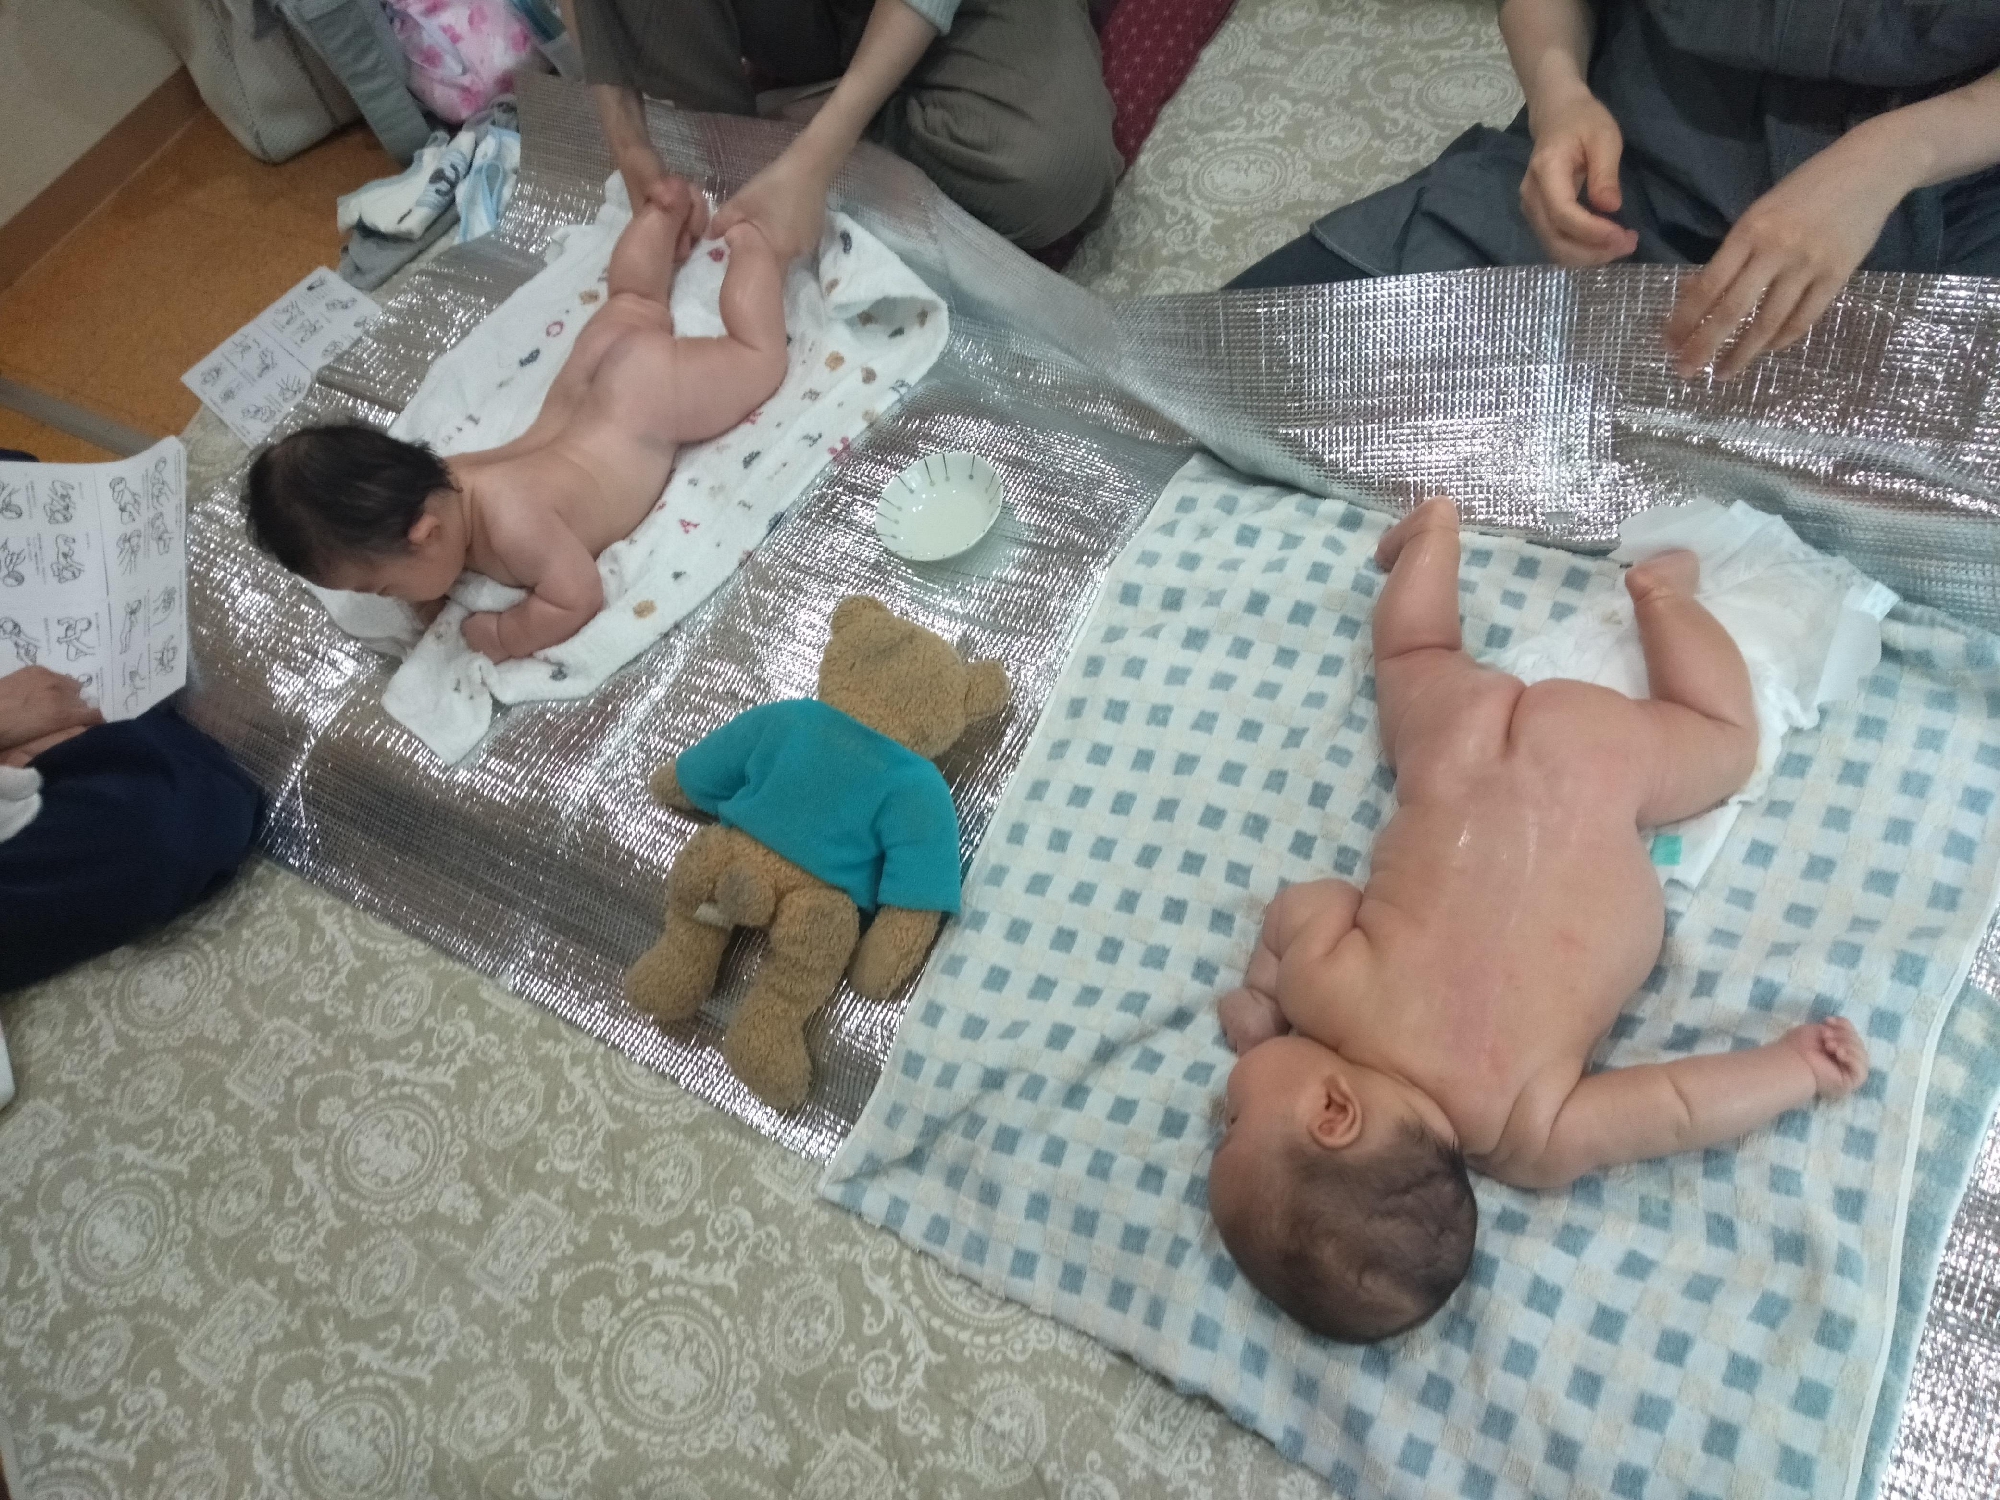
[627, 596, 1010, 1109]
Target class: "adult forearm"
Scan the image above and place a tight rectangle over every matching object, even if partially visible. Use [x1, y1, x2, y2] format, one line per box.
[1846, 66, 2000, 199]
[594, 82, 655, 169]
[1499, 0, 1596, 125]
[786, 0, 939, 177]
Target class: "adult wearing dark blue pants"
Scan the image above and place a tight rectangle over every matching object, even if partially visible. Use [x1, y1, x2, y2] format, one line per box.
[0, 666, 261, 992]
[1229, 0, 2000, 381]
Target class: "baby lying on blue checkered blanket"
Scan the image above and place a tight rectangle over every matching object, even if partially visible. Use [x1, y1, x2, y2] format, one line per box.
[1212, 499, 1869, 1346]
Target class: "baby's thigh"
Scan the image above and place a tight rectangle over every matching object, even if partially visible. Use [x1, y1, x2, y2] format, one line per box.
[1389, 668, 1522, 789]
[1510, 679, 1653, 800]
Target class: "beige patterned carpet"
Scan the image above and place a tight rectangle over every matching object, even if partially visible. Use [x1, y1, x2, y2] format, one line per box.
[0, 3, 1518, 1493]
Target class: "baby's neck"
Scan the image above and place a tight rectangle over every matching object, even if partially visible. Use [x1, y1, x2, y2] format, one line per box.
[1341, 1046, 1461, 1149]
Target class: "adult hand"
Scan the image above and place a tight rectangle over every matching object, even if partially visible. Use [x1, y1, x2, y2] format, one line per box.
[641, 172, 711, 265]
[1520, 86, 1640, 267]
[1664, 136, 1904, 379]
[711, 146, 834, 267]
[0, 666, 101, 765]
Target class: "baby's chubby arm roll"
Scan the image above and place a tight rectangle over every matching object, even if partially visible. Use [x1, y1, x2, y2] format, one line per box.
[460, 509, 605, 663]
[1218, 878, 1362, 1053]
[1483, 1018, 1869, 1190]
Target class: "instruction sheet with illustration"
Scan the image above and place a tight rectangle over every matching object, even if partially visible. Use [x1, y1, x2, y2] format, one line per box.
[181, 267, 381, 447]
[0, 437, 187, 717]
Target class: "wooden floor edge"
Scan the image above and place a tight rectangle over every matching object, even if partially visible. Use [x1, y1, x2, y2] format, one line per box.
[0, 68, 206, 295]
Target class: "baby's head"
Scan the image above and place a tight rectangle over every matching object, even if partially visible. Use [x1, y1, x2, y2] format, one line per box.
[1210, 1035, 1475, 1342]
[244, 423, 466, 600]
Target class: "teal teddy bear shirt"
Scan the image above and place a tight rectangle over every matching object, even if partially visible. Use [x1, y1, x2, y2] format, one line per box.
[673, 698, 964, 914]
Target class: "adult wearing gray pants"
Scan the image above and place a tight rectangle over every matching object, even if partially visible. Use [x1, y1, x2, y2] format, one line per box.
[573, 0, 1122, 256]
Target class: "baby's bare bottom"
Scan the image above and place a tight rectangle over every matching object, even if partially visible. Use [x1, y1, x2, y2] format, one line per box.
[1372, 499, 1758, 826]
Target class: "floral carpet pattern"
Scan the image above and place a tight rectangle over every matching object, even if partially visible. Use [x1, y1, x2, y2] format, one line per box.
[0, 1, 1518, 1492]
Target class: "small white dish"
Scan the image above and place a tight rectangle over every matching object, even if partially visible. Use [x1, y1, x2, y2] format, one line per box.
[876, 451, 1005, 562]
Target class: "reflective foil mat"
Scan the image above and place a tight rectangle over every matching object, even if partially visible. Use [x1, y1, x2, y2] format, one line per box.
[178, 75, 2000, 1495]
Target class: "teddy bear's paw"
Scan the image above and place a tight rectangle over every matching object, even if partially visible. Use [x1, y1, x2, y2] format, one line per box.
[724, 1012, 813, 1112]
[626, 940, 715, 1021]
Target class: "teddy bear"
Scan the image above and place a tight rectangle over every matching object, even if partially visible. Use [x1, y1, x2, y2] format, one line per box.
[628, 596, 1011, 1110]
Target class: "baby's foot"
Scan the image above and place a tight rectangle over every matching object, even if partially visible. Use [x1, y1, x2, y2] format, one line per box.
[1218, 986, 1290, 1054]
[1375, 495, 1458, 572]
[1781, 1017, 1869, 1099]
[1625, 548, 1701, 605]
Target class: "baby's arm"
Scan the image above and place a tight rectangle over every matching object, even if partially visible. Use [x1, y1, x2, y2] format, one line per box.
[460, 510, 605, 662]
[1218, 878, 1361, 1053]
[1487, 1019, 1868, 1189]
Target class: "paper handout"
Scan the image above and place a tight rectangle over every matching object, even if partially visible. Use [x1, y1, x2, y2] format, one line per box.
[181, 268, 381, 447]
[0, 438, 187, 717]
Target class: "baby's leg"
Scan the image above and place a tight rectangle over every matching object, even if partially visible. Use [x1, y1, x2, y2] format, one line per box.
[606, 199, 689, 317]
[669, 223, 790, 443]
[1372, 497, 1477, 764]
[1626, 550, 1759, 825]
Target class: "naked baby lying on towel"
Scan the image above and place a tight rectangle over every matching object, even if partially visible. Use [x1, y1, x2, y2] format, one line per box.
[245, 182, 785, 661]
[1212, 499, 1870, 1344]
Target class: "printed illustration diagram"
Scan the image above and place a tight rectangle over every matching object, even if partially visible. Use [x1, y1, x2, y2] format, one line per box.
[150, 584, 177, 626]
[55, 615, 96, 662]
[147, 510, 174, 558]
[118, 597, 143, 653]
[43, 480, 77, 525]
[51, 535, 84, 584]
[0, 538, 30, 588]
[109, 476, 142, 525]
[121, 655, 149, 709]
[116, 531, 141, 575]
[0, 617, 38, 666]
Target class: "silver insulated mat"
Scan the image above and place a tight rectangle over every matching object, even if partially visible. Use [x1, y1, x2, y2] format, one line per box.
[177, 75, 2000, 1496]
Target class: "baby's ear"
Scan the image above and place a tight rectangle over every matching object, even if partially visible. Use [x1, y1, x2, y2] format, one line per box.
[963, 659, 1009, 722]
[408, 512, 442, 547]
[830, 595, 890, 634]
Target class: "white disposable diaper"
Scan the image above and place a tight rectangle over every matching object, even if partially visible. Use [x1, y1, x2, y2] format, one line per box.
[1491, 500, 1898, 888]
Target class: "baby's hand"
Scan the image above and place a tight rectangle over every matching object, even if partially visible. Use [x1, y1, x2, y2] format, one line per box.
[1218, 987, 1289, 1054]
[1782, 1018, 1869, 1099]
[461, 611, 513, 663]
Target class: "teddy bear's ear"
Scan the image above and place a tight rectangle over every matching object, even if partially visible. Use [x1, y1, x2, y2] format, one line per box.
[964, 659, 1010, 722]
[831, 596, 891, 634]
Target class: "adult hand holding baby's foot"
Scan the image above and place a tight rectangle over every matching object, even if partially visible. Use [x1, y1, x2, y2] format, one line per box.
[1374, 495, 1458, 571]
[1782, 1017, 1869, 1099]
[461, 611, 514, 664]
[1218, 986, 1290, 1054]
[642, 174, 709, 264]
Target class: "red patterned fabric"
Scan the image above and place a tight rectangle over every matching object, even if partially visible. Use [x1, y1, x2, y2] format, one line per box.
[1099, 0, 1239, 167]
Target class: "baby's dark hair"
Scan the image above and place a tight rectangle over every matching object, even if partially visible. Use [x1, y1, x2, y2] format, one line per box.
[1225, 1121, 1476, 1343]
[244, 423, 452, 578]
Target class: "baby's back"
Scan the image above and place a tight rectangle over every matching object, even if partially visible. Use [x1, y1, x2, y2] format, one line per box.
[1348, 672, 1669, 1153]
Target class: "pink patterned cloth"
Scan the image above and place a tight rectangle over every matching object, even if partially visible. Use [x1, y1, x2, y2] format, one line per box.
[386, 0, 540, 123]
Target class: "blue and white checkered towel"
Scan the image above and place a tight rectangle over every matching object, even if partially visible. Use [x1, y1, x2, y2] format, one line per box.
[824, 456, 2000, 1500]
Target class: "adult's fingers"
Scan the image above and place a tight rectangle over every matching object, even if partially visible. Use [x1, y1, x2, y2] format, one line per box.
[1670, 252, 1779, 377]
[1664, 233, 1756, 352]
[1582, 126, 1623, 215]
[1767, 278, 1841, 357]
[1713, 268, 1812, 378]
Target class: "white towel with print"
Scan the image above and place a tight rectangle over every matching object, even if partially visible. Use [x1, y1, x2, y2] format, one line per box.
[311, 176, 948, 762]
[1491, 500, 1898, 888]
